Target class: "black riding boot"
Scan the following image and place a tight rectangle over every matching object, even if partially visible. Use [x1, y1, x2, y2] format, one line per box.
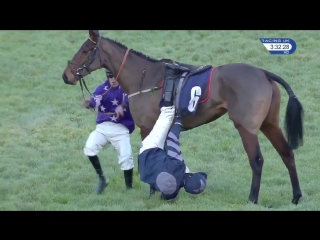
[162, 68, 176, 107]
[124, 168, 133, 189]
[88, 155, 108, 194]
[95, 175, 108, 194]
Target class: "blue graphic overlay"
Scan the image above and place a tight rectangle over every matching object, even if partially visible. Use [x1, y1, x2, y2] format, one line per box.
[259, 38, 296, 55]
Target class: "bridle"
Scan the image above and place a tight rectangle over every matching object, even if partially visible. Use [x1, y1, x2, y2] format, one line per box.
[66, 36, 104, 104]
[67, 35, 162, 104]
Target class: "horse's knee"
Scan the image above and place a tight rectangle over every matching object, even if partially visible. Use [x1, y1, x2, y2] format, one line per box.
[250, 148, 264, 175]
[234, 122, 263, 172]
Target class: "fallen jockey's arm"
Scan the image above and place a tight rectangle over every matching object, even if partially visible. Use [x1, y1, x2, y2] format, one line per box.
[165, 118, 184, 161]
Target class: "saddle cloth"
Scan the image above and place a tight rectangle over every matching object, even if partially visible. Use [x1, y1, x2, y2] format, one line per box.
[177, 66, 214, 115]
[160, 60, 215, 116]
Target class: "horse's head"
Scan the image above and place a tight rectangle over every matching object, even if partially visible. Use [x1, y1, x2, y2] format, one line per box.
[62, 30, 103, 85]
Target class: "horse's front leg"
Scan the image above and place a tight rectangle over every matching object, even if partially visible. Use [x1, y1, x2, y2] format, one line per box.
[140, 125, 151, 140]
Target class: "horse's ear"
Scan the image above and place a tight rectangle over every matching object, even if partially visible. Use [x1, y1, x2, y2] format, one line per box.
[89, 30, 100, 43]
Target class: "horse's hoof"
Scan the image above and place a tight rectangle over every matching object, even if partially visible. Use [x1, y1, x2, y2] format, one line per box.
[292, 193, 302, 205]
[149, 185, 156, 195]
[149, 190, 156, 198]
[248, 199, 258, 204]
[292, 197, 301, 205]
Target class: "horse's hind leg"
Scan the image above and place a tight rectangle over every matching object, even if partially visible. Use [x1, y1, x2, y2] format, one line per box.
[229, 105, 270, 204]
[260, 124, 302, 204]
[233, 122, 264, 204]
[260, 82, 302, 204]
[227, 76, 272, 204]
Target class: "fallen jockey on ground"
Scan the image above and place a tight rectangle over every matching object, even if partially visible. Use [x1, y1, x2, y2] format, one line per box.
[137, 100, 208, 201]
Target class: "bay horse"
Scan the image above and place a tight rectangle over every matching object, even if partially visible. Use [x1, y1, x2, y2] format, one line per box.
[62, 30, 304, 205]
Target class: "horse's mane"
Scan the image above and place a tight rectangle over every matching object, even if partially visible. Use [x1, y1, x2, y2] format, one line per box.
[105, 37, 160, 63]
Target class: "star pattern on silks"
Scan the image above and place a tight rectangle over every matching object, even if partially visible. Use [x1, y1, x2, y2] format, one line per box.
[110, 115, 118, 122]
[100, 105, 106, 112]
[104, 86, 109, 91]
[111, 98, 119, 105]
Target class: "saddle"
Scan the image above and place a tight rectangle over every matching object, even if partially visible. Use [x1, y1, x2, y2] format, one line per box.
[160, 58, 211, 114]
[161, 58, 205, 74]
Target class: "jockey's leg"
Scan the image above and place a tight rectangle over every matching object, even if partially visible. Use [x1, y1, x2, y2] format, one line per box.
[139, 106, 176, 154]
[84, 125, 110, 194]
[109, 124, 134, 189]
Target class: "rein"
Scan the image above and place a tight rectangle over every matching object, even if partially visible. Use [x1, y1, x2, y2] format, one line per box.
[127, 86, 162, 98]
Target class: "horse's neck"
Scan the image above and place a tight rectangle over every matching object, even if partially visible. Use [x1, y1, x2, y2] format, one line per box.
[102, 39, 164, 94]
[118, 54, 164, 95]
[139, 60, 164, 88]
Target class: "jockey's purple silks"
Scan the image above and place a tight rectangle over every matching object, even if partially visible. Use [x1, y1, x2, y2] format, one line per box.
[88, 80, 135, 134]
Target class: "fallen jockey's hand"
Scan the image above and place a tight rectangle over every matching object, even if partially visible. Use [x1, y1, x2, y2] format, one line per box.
[115, 105, 124, 118]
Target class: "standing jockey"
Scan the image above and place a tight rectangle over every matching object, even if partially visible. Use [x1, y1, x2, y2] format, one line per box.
[83, 70, 135, 194]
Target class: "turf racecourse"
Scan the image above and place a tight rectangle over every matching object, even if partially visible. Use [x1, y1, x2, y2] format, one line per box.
[0, 30, 319, 211]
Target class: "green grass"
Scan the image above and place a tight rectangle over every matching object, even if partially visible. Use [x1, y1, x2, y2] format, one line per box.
[0, 30, 319, 211]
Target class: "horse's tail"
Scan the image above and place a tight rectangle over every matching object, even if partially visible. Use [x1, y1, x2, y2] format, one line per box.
[261, 69, 304, 150]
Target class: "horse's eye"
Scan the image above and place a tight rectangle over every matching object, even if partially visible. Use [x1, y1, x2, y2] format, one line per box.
[82, 46, 91, 53]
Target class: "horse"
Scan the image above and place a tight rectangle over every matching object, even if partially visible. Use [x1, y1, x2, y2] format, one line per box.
[62, 30, 304, 205]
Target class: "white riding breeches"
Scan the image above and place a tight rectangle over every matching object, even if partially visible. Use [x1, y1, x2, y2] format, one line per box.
[84, 122, 134, 170]
[139, 106, 190, 173]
